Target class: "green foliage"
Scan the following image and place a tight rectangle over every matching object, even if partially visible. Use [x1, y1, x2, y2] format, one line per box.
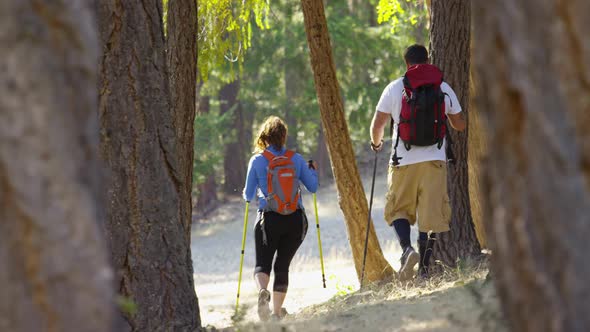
[377, 0, 427, 33]
[162, 0, 270, 82]
[230, 304, 249, 325]
[328, 274, 355, 296]
[197, 0, 270, 81]
[116, 295, 138, 317]
[238, 0, 428, 152]
[162, 0, 169, 30]
[192, 101, 234, 186]
[239, 1, 319, 156]
[190, 1, 271, 190]
[192, 0, 428, 198]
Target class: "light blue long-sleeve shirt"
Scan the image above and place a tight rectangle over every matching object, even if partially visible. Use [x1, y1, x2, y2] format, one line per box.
[243, 146, 318, 210]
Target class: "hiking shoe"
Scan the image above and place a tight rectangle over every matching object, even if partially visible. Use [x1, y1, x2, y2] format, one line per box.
[416, 266, 429, 281]
[399, 247, 419, 281]
[257, 289, 271, 321]
[270, 308, 288, 322]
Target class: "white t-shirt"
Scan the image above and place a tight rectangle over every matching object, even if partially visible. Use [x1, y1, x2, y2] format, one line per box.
[376, 78, 462, 166]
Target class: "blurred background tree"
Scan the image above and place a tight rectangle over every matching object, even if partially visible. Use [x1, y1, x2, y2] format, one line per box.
[193, 0, 428, 216]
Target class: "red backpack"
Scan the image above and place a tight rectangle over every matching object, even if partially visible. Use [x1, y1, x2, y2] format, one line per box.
[391, 64, 452, 165]
[262, 150, 300, 215]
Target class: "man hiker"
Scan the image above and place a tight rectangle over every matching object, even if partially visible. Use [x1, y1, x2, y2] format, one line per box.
[370, 44, 466, 281]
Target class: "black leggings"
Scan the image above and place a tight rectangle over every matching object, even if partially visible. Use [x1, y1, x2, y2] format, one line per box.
[254, 209, 308, 293]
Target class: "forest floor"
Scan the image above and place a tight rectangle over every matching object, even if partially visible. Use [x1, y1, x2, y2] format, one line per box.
[191, 151, 507, 332]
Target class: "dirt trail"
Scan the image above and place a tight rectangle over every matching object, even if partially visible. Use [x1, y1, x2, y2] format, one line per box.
[191, 161, 406, 328]
[191, 156, 504, 331]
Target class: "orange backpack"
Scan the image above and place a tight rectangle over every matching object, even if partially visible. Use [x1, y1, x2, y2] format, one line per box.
[262, 150, 300, 215]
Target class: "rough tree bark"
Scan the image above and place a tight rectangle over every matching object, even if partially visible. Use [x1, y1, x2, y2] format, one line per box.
[429, 0, 481, 267]
[301, 0, 394, 283]
[166, 0, 198, 241]
[0, 1, 113, 331]
[467, 68, 488, 248]
[220, 80, 247, 196]
[474, 1, 590, 331]
[98, 1, 200, 330]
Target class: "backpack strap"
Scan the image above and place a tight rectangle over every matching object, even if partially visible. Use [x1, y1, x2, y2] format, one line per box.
[262, 150, 275, 161]
[402, 75, 414, 103]
[402, 74, 416, 150]
[263, 149, 294, 160]
[389, 118, 394, 138]
[391, 125, 403, 166]
[284, 150, 295, 159]
[402, 75, 412, 90]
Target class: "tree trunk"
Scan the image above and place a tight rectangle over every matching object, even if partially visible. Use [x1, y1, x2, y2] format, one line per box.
[166, 0, 198, 240]
[429, 0, 481, 267]
[314, 124, 334, 182]
[284, 77, 299, 150]
[283, 3, 299, 151]
[97, 1, 200, 330]
[0, 2, 113, 331]
[301, 0, 394, 283]
[195, 94, 218, 214]
[195, 176, 217, 215]
[473, 1, 590, 331]
[220, 80, 247, 196]
[467, 68, 488, 248]
[409, 1, 428, 45]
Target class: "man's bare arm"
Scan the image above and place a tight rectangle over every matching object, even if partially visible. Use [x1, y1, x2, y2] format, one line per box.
[370, 111, 391, 148]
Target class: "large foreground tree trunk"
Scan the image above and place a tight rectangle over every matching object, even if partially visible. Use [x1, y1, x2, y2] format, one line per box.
[429, 0, 481, 267]
[98, 1, 200, 330]
[301, 0, 394, 283]
[474, 1, 590, 331]
[0, 1, 113, 331]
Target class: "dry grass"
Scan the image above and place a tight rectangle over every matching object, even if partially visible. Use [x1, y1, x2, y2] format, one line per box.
[296, 260, 490, 317]
[217, 261, 508, 332]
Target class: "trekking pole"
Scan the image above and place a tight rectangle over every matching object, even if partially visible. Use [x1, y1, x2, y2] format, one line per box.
[360, 151, 379, 288]
[235, 201, 250, 312]
[312, 193, 326, 288]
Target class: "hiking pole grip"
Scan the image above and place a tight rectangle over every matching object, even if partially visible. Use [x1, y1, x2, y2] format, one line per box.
[235, 202, 250, 313]
[313, 193, 326, 288]
[308, 159, 320, 187]
[360, 151, 379, 288]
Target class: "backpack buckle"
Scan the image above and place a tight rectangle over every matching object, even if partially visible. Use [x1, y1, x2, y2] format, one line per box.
[391, 153, 402, 166]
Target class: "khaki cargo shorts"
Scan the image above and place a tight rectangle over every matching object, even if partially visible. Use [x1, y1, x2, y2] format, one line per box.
[384, 160, 451, 233]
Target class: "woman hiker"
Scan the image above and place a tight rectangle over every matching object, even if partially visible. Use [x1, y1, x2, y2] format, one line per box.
[242, 116, 319, 321]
